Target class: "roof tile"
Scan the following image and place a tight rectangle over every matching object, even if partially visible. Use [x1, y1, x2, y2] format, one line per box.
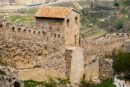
[35, 6, 73, 18]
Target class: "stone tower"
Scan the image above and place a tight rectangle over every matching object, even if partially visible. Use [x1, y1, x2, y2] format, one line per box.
[35, 6, 80, 47]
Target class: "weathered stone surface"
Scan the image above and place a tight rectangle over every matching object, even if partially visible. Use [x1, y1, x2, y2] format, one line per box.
[99, 58, 113, 81]
[0, 75, 24, 87]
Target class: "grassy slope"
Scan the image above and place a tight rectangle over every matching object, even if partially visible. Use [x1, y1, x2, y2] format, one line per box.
[5, 15, 36, 26]
[94, 80, 116, 87]
[82, 29, 107, 40]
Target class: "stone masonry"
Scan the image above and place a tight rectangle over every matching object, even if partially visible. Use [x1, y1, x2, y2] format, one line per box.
[0, 6, 84, 85]
[1, 6, 130, 86]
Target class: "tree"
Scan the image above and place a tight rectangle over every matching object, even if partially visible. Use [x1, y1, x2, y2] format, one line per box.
[115, 20, 124, 30]
[113, 52, 130, 80]
[114, 2, 119, 7]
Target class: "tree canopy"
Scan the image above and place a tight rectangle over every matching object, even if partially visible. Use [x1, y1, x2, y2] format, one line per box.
[113, 52, 130, 73]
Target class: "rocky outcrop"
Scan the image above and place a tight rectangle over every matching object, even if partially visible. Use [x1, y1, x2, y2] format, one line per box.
[0, 75, 24, 87]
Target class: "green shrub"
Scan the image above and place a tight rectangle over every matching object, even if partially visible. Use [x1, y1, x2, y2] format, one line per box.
[24, 77, 71, 87]
[93, 80, 116, 87]
[115, 20, 124, 30]
[24, 80, 43, 87]
[113, 52, 130, 80]
[114, 2, 119, 7]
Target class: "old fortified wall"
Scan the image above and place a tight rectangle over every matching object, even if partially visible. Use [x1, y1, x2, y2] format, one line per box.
[0, 7, 84, 84]
[1, 6, 130, 86]
[0, 20, 70, 81]
[83, 33, 130, 82]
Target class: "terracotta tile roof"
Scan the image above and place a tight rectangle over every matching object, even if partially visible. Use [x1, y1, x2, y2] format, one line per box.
[35, 6, 73, 18]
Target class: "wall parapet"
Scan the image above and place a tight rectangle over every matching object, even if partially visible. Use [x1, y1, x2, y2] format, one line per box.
[0, 20, 65, 45]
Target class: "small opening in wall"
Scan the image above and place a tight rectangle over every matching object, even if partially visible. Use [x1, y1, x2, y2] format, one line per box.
[12, 27, 15, 31]
[24, 29, 26, 32]
[75, 16, 78, 24]
[18, 28, 21, 32]
[33, 31, 36, 34]
[0, 24, 3, 28]
[67, 19, 70, 27]
[29, 30, 31, 32]
[38, 31, 40, 35]
[8, 78, 11, 82]
[6, 23, 9, 26]
[42, 31, 46, 35]
[54, 34, 56, 38]
[58, 35, 60, 38]
[75, 35, 77, 45]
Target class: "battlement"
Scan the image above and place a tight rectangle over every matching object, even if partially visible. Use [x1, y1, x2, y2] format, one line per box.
[0, 20, 64, 45]
[83, 33, 130, 49]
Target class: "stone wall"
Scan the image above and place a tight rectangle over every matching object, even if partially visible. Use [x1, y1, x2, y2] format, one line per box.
[83, 33, 130, 82]
[0, 20, 72, 81]
[84, 58, 100, 82]
[99, 58, 113, 81]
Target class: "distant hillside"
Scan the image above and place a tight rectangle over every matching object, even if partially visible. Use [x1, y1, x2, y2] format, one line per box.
[0, 0, 85, 5]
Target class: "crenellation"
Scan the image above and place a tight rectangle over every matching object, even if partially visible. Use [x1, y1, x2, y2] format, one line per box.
[0, 20, 64, 45]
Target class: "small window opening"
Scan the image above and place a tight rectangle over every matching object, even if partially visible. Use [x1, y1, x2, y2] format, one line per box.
[29, 30, 31, 32]
[58, 35, 60, 38]
[0, 24, 3, 27]
[18, 28, 21, 32]
[42, 31, 46, 35]
[24, 29, 26, 32]
[75, 16, 78, 24]
[12, 27, 15, 31]
[38, 31, 40, 35]
[67, 19, 70, 27]
[33, 31, 35, 34]
[54, 34, 56, 38]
